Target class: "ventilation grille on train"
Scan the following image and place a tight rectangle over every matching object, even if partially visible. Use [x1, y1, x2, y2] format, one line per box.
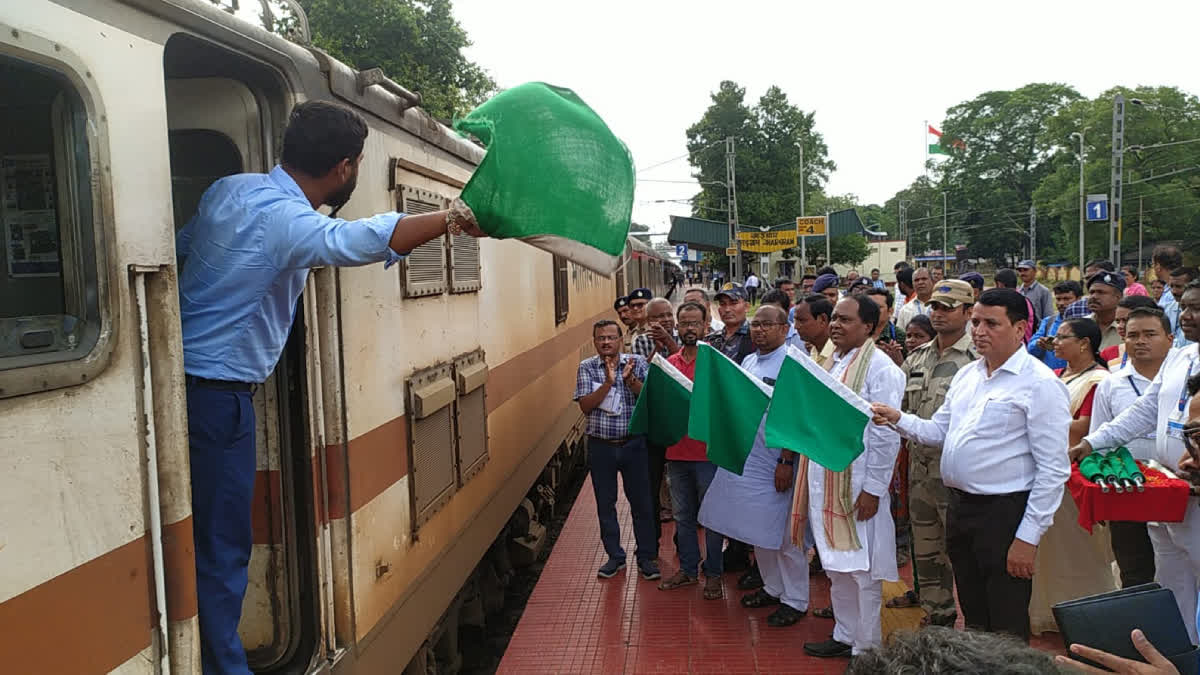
[399, 189, 447, 297]
[449, 233, 481, 293]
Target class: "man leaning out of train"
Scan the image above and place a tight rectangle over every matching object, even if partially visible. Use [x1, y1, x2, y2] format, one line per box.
[175, 99, 486, 675]
[574, 319, 661, 581]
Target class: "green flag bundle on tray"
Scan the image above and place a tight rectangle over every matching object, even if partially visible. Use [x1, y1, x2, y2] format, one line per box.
[764, 345, 873, 472]
[452, 82, 635, 275]
[687, 344, 772, 475]
[627, 354, 693, 447]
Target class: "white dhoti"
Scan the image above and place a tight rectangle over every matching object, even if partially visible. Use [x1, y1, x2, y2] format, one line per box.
[1149, 502, 1200, 644]
[756, 518, 810, 611]
[829, 569, 884, 655]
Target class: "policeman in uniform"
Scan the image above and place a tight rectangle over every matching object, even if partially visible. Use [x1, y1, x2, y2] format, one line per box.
[898, 279, 976, 626]
[626, 287, 653, 346]
[614, 295, 634, 350]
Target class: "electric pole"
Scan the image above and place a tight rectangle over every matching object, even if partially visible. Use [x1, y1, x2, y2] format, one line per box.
[1071, 129, 1086, 271]
[941, 191, 948, 274]
[1029, 205, 1036, 260]
[797, 141, 806, 274]
[1138, 196, 1144, 274]
[1110, 95, 1124, 266]
[725, 136, 742, 282]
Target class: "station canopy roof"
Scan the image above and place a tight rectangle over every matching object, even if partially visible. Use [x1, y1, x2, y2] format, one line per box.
[667, 209, 874, 253]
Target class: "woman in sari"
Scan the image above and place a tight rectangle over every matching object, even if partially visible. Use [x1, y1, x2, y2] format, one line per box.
[1029, 318, 1120, 634]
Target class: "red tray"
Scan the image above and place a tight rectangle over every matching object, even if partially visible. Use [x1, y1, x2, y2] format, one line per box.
[1068, 461, 1191, 533]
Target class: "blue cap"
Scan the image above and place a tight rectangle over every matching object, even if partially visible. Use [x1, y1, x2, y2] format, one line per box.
[715, 286, 748, 302]
[1017, 259, 1036, 270]
[812, 273, 839, 293]
[1087, 271, 1126, 293]
[613, 296, 629, 311]
[628, 287, 652, 302]
[958, 272, 985, 290]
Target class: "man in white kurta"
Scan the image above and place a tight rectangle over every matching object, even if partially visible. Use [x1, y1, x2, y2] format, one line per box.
[803, 298, 906, 659]
[699, 306, 810, 627]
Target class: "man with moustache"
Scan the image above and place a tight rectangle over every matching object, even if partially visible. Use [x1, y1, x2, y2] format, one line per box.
[176, 100, 486, 672]
[870, 289, 1071, 641]
[1073, 280, 1200, 640]
[699, 305, 811, 627]
[632, 297, 680, 534]
[614, 295, 636, 350]
[684, 286, 723, 333]
[658, 301, 727, 600]
[896, 267, 934, 332]
[802, 296, 905, 658]
[1086, 271, 1125, 350]
[793, 294, 836, 366]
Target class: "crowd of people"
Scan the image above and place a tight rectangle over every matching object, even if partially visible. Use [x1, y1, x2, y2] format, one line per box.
[576, 245, 1200, 670]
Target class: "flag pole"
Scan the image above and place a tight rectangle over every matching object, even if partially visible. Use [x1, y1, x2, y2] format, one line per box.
[923, 119, 929, 180]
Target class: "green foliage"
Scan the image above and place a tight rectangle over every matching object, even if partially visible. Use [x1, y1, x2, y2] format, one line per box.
[685, 82, 835, 231]
[828, 234, 872, 266]
[287, 0, 496, 121]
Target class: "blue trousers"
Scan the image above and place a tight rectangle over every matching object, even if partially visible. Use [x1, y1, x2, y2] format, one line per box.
[187, 383, 255, 675]
[667, 460, 724, 578]
[589, 436, 658, 563]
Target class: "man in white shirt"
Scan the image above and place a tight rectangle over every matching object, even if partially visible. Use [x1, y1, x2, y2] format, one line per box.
[870, 288, 1071, 641]
[1088, 307, 1174, 589]
[895, 267, 934, 332]
[745, 272, 761, 304]
[1073, 279, 1200, 641]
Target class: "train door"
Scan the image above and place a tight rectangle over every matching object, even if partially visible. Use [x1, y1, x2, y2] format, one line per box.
[164, 36, 319, 672]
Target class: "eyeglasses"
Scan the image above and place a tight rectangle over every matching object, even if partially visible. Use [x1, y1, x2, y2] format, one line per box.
[749, 321, 786, 329]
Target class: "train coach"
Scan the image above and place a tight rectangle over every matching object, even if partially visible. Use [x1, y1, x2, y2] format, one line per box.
[0, 1, 679, 673]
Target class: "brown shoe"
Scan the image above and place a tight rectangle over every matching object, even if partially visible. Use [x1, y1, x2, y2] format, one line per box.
[658, 570, 697, 591]
[703, 575, 724, 600]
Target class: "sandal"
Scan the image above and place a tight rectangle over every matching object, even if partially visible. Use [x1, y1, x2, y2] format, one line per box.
[740, 589, 780, 608]
[658, 571, 697, 591]
[703, 575, 724, 600]
[812, 606, 835, 619]
[885, 590, 920, 609]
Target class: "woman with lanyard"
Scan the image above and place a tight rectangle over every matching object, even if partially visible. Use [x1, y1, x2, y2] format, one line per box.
[1029, 318, 1119, 636]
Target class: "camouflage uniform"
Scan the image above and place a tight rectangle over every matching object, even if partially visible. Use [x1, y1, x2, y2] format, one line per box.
[901, 331, 976, 625]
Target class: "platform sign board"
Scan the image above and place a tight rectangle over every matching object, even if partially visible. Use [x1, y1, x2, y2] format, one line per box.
[726, 247, 738, 256]
[675, 243, 688, 258]
[1086, 194, 1109, 222]
[737, 229, 797, 253]
[796, 216, 827, 237]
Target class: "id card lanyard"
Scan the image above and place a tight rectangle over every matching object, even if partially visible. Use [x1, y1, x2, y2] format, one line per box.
[1166, 358, 1197, 440]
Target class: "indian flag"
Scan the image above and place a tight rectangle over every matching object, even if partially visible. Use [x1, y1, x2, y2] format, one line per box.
[687, 344, 772, 475]
[928, 124, 948, 155]
[453, 82, 634, 276]
[763, 345, 872, 472]
[628, 354, 693, 447]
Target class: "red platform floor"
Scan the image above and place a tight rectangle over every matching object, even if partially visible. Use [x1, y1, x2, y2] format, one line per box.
[497, 476, 1065, 674]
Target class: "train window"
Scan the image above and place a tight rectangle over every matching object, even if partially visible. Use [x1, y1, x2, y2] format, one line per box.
[0, 50, 110, 396]
[407, 363, 458, 529]
[454, 351, 488, 484]
[552, 254, 569, 324]
[398, 185, 447, 298]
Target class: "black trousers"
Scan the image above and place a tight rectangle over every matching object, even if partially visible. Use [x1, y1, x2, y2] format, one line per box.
[946, 488, 1033, 642]
[1110, 521, 1157, 588]
[647, 442, 667, 544]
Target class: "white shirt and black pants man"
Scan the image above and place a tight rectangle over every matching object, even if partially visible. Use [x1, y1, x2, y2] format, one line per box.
[1075, 280, 1200, 642]
[872, 288, 1071, 641]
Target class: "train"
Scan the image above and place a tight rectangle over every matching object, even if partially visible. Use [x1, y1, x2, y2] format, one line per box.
[0, 1, 681, 673]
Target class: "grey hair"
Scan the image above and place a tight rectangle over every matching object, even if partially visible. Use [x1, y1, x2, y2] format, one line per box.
[845, 628, 1065, 675]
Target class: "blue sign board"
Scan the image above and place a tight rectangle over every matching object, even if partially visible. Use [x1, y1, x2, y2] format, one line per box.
[1086, 196, 1108, 222]
[675, 243, 688, 258]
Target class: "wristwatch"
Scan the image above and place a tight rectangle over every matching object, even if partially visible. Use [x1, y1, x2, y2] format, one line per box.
[777, 457, 795, 466]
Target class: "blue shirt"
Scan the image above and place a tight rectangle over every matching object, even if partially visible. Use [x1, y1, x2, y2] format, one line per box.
[1028, 313, 1067, 370]
[1161, 292, 1195, 348]
[573, 354, 649, 439]
[177, 166, 405, 382]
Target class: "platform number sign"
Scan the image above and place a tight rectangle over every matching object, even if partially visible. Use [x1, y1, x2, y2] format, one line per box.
[675, 243, 688, 258]
[1086, 194, 1109, 222]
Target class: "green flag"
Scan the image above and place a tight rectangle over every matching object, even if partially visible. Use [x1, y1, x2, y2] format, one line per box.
[928, 143, 948, 155]
[687, 344, 772, 475]
[628, 354, 693, 447]
[453, 82, 634, 276]
[764, 345, 872, 472]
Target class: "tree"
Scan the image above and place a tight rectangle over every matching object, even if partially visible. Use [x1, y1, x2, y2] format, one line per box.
[935, 83, 1083, 263]
[828, 234, 872, 267]
[283, 0, 496, 121]
[685, 82, 835, 233]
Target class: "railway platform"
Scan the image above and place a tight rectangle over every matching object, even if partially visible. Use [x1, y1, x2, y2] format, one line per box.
[498, 475, 1064, 674]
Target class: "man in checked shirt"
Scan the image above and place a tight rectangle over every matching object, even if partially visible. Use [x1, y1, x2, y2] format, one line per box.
[574, 320, 661, 581]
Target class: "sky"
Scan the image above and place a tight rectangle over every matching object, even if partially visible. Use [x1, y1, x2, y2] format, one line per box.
[453, 0, 1200, 241]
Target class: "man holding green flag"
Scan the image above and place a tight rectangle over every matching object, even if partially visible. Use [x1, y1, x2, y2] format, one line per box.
[696, 306, 811, 628]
